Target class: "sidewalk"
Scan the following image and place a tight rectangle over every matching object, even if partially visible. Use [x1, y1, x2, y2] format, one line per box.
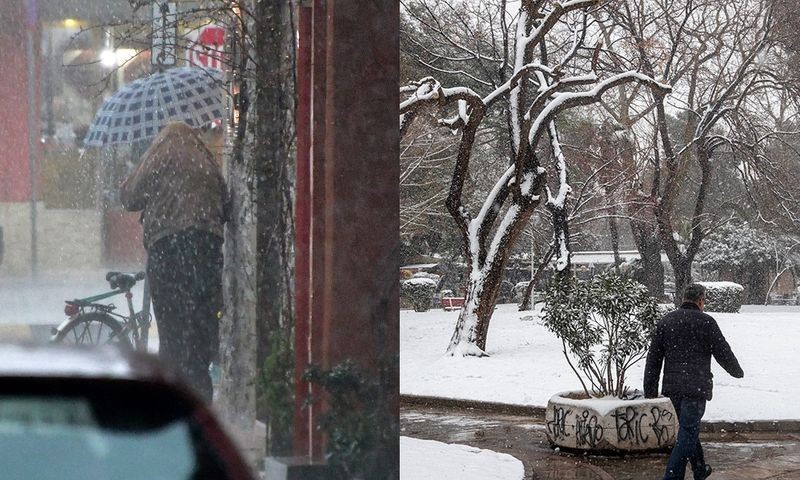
[401, 395, 800, 435]
[0, 270, 158, 350]
[0, 322, 159, 346]
[401, 400, 800, 480]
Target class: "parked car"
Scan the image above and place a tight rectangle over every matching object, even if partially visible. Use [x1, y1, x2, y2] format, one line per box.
[0, 343, 254, 480]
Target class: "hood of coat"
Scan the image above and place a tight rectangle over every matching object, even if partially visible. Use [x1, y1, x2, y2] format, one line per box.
[143, 121, 219, 173]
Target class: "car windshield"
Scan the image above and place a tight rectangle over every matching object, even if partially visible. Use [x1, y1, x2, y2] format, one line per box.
[0, 388, 230, 480]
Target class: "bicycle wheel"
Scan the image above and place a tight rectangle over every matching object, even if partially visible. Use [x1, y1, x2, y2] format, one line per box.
[53, 312, 130, 348]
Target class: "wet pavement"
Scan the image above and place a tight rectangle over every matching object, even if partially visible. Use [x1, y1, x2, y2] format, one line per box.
[401, 403, 800, 479]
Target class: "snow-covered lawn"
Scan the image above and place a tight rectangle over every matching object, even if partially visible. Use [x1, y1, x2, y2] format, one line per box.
[401, 304, 800, 422]
[400, 436, 524, 480]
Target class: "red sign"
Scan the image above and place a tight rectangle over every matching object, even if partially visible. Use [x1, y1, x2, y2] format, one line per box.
[186, 24, 226, 70]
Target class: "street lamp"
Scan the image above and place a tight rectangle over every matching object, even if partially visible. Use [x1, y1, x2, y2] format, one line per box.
[100, 48, 137, 68]
[100, 49, 117, 68]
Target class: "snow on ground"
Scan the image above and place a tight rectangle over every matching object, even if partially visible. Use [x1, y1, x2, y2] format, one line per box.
[401, 303, 800, 422]
[400, 436, 524, 480]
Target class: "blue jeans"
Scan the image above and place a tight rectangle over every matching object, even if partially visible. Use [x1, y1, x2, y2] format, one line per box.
[663, 397, 707, 480]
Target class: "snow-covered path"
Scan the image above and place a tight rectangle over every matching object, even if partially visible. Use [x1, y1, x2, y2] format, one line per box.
[401, 304, 800, 422]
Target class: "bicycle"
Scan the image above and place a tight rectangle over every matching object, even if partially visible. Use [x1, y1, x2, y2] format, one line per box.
[51, 271, 153, 351]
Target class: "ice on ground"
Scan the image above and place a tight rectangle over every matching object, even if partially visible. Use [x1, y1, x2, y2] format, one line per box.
[401, 412, 499, 428]
[400, 436, 524, 480]
[401, 304, 800, 422]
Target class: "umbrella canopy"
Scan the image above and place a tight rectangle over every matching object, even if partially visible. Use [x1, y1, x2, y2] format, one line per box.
[84, 67, 225, 147]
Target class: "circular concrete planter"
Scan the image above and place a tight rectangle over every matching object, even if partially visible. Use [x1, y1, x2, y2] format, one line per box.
[545, 391, 678, 452]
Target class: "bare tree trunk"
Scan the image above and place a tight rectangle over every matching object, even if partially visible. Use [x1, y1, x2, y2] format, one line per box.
[447, 199, 541, 355]
[448, 262, 506, 355]
[673, 258, 692, 307]
[253, 0, 296, 455]
[630, 219, 665, 299]
[519, 244, 554, 311]
[218, 159, 258, 437]
[764, 265, 790, 305]
[549, 204, 572, 277]
[216, 0, 259, 458]
[608, 213, 622, 275]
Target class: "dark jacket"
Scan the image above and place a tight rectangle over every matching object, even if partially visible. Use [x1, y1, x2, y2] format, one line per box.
[644, 302, 743, 400]
[120, 122, 229, 249]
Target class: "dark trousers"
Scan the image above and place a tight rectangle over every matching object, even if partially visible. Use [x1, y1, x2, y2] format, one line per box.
[664, 396, 707, 480]
[147, 229, 223, 404]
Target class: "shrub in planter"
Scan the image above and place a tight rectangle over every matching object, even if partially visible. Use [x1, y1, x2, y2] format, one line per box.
[541, 274, 676, 451]
[544, 390, 676, 452]
[696, 281, 743, 313]
[542, 273, 660, 398]
[401, 277, 437, 312]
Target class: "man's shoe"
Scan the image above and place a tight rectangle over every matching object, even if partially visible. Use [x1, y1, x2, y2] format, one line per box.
[696, 465, 712, 479]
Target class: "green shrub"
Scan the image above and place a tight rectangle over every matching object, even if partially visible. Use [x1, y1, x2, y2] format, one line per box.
[697, 281, 743, 313]
[401, 277, 437, 312]
[304, 360, 399, 479]
[257, 333, 294, 455]
[541, 273, 660, 398]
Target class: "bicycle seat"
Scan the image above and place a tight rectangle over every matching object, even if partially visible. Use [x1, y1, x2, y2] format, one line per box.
[106, 271, 145, 291]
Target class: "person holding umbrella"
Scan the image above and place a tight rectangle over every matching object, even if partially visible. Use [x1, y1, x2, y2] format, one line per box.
[120, 121, 228, 403]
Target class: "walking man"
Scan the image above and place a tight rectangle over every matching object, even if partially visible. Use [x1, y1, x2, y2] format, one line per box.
[644, 283, 744, 480]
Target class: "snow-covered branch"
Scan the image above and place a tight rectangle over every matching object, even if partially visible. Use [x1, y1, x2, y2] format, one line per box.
[483, 62, 555, 106]
[522, 0, 599, 52]
[528, 72, 671, 147]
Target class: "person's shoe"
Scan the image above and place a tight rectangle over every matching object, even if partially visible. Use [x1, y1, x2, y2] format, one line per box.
[695, 465, 712, 479]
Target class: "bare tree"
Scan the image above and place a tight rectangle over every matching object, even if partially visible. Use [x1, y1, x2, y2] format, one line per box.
[602, 0, 800, 302]
[401, 0, 668, 356]
[400, 122, 456, 237]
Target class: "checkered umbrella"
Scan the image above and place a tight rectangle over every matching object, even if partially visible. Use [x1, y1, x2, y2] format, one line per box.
[84, 67, 225, 147]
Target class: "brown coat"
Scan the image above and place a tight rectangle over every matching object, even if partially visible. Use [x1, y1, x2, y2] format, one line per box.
[120, 122, 228, 249]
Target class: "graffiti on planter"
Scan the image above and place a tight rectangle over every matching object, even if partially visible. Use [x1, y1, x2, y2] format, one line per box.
[575, 410, 603, 448]
[548, 397, 677, 450]
[650, 406, 674, 446]
[612, 406, 649, 445]
[546, 405, 571, 440]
